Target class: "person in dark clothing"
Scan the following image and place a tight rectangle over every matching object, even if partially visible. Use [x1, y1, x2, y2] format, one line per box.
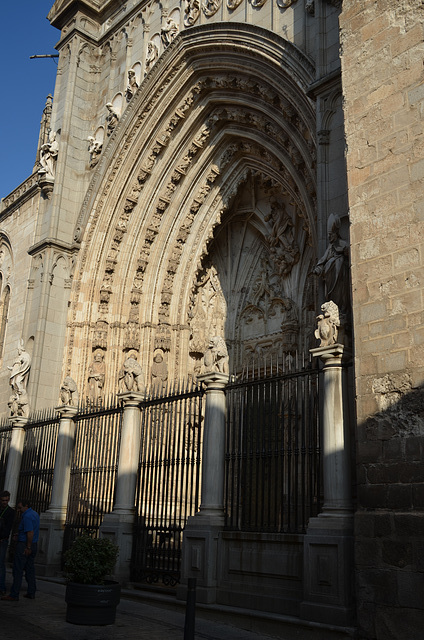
[0, 490, 15, 596]
[1, 499, 39, 601]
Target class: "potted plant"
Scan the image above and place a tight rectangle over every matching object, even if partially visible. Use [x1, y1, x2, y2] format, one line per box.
[63, 533, 120, 625]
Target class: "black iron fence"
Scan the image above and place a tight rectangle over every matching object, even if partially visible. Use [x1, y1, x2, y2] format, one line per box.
[0, 422, 12, 492]
[225, 356, 321, 534]
[63, 397, 123, 551]
[16, 408, 60, 514]
[131, 381, 204, 586]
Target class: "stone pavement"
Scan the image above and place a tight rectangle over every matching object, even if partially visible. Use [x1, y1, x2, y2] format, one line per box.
[0, 577, 279, 640]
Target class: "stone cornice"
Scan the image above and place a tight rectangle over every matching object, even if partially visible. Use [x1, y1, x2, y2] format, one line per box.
[0, 173, 41, 218]
[306, 68, 342, 99]
[28, 237, 80, 257]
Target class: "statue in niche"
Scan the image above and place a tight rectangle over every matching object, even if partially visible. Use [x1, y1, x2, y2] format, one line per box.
[202, 336, 229, 374]
[118, 352, 144, 393]
[87, 350, 105, 401]
[38, 130, 59, 179]
[264, 198, 299, 277]
[87, 136, 103, 168]
[161, 17, 179, 46]
[151, 350, 168, 392]
[313, 214, 349, 313]
[105, 103, 119, 137]
[8, 342, 31, 396]
[145, 41, 159, 75]
[59, 376, 79, 407]
[125, 68, 139, 102]
[189, 265, 226, 354]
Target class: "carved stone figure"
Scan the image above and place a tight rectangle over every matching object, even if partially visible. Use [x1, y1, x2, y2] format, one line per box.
[145, 41, 159, 74]
[313, 214, 349, 312]
[125, 68, 139, 102]
[314, 301, 340, 347]
[118, 352, 144, 393]
[161, 17, 179, 46]
[264, 199, 299, 277]
[87, 350, 105, 401]
[202, 336, 229, 374]
[106, 102, 119, 137]
[151, 350, 168, 392]
[8, 342, 31, 396]
[184, 0, 200, 26]
[88, 136, 103, 167]
[202, 0, 221, 16]
[8, 390, 29, 419]
[60, 376, 79, 406]
[38, 130, 59, 179]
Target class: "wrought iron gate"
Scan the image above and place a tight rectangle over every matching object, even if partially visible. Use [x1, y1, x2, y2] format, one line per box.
[131, 381, 204, 586]
[225, 356, 321, 533]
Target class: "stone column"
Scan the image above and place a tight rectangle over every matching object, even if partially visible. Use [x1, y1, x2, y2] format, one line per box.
[4, 418, 28, 506]
[300, 343, 354, 626]
[100, 391, 144, 584]
[37, 405, 78, 576]
[178, 372, 229, 604]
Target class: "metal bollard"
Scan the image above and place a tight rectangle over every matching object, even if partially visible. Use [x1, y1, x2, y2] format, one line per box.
[183, 577, 196, 640]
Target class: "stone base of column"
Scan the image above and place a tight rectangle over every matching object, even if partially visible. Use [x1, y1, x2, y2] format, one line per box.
[99, 512, 135, 586]
[36, 511, 67, 577]
[299, 514, 355, 627]
[177, 514, 223, 604]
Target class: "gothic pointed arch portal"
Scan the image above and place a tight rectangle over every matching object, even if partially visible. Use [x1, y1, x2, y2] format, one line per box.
[66, 24, 318, 397]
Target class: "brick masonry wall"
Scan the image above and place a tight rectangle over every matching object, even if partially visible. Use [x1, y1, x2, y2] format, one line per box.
[339, 1, 424, 638]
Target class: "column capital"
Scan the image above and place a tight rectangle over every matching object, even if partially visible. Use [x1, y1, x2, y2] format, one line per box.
[117, 391, 145, 407]
[55, 405, 78, 418]
[9, 417, 29, 428]
[310, 343, 351, 366]
[197, 372, 229, 390]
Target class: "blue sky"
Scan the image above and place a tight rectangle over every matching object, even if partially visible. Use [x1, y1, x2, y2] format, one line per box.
[1, 2, 59, 199]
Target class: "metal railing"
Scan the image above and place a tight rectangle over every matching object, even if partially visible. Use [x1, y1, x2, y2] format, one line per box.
[131, 380, 204, 586]
[0, 422, 12, 492]
[16, 408, 60, 514]
[225, 355, 321, 534]
[63, 396, 123, 551]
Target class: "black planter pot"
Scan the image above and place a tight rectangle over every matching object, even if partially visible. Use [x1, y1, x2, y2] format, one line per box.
[65, 580, 121, 625]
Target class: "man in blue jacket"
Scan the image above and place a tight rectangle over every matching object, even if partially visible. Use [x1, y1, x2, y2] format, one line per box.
[0, 491, 15, 596]
[1, 499, 40, 601]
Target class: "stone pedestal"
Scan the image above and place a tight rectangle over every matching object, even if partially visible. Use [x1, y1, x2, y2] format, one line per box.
[178, 372, 229, 604]
[300, 344, 354, 626]
[37, 406, 78, 576]
[4, 418, 28, 506]
[99, 391, 144, 585]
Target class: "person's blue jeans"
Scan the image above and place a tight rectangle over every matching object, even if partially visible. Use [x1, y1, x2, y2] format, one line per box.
[10, 541, 37, 599]
[0, 538, 8, 592]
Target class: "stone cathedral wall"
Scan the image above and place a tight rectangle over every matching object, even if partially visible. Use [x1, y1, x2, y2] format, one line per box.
[340, 2, 424, 637]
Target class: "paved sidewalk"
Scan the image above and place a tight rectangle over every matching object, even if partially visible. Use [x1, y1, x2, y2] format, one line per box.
[0, 578, 279, 640]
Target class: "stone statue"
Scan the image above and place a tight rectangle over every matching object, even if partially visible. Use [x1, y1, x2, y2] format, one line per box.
[151, 350, 168, 392]
[145, 41, 159, 74]
[87, 350, 105, 401]
[8, 342, 31, 396]
[161, 17, 179, 46]
[8, 341, 31, 418]
[314, 301, 340, 347]
[106, 103, 119, 137]
[125, 69, 139, 102]
[38, 130, 59, 179]
[264, 199, 299, 277]
[118, 352, 144, 393]
[88, 136, 103, 167]
[60, 376, 79, 407]
[202, 336, 229, 374]
[313, 214, 349, 312]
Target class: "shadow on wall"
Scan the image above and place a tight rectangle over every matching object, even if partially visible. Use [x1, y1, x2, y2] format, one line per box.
[355, 381, 424, 640]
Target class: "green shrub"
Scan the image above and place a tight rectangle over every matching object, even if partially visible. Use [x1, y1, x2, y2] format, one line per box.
[64, 534, 119, 584]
